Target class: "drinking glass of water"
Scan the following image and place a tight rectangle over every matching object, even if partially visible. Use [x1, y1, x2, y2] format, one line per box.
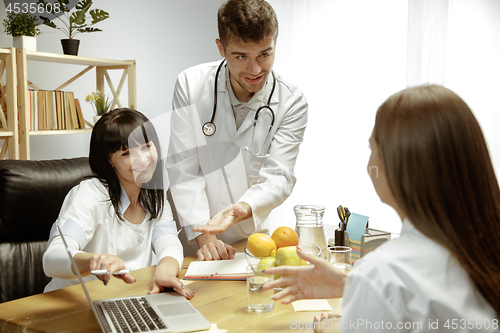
[327, 246, 352, 273]
[246, 265, 274, 313]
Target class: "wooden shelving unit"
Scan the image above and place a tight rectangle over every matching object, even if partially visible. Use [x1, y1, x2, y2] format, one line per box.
[15, 49, 137, 160]
[0, 48, 18, 159]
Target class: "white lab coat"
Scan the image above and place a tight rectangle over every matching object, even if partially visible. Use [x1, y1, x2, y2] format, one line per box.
[43, 179, 183, 292]
[341, 219, 497, 332]
[167, 60, 308, 244]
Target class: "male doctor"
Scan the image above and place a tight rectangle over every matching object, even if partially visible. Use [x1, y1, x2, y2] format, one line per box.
[167, 0, 308, 260]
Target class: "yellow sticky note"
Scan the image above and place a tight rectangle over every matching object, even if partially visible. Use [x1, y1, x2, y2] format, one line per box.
[180, 279, 195, 286]
[193, 323, 227, 332]
[292, 299, 333, 312]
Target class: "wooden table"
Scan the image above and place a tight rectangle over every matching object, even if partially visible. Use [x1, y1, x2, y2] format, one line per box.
[0, 244, 342, 332]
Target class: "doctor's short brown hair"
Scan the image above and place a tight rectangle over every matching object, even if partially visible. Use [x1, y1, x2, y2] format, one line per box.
[217, 0, 278, 46]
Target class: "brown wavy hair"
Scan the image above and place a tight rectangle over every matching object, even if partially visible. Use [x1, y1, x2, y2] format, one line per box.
[373, 85, 500, 314]
[217, 0, 278, 46]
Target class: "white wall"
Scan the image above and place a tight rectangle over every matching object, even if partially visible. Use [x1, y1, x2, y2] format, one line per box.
[445, 0, 500, 177]
[268, 0, 408, 235]
[0, 0, 224, 159]
[266, 0, 500, 237]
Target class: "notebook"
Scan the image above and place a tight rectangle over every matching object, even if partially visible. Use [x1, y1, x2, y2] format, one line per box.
[183, 253, 247, 280]
[56, 224, 211, 333]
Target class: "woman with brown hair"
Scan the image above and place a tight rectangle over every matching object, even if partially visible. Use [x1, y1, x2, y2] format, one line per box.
[263, 85, 500, 332]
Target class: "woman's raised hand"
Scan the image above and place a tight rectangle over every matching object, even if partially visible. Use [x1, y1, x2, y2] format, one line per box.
[262, 249, 346, 304]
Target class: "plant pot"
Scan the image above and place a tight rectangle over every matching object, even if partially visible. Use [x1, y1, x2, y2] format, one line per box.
[93, 115, 102, 124]
[13, 36, 37, 51]
[61, 39, 80, 56]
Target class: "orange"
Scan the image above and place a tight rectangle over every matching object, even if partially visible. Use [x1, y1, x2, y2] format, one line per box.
[271, 226, 299, 249]
[247, 233, 277, 257]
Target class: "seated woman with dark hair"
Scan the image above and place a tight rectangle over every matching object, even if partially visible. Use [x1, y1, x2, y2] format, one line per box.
[43, 108, 194, 299]
[263, 85, 500, 332]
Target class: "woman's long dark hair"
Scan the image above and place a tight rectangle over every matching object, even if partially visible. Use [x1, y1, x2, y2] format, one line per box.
[89, 108, 164, 221]
[373, 85, 500, 315]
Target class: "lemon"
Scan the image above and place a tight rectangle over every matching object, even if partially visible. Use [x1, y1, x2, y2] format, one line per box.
[247, 233, 277, 257]
[257, 257, 276, 271]
[257, 257, 280, 279]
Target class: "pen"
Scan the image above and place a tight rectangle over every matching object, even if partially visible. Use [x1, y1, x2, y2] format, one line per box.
[344, 207, 351, 223]
[337, 206, 345, 224]
[91, 269, 130, 276]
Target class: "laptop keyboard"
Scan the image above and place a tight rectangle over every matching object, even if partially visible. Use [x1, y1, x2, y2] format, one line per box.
[102, 297, 167, 332]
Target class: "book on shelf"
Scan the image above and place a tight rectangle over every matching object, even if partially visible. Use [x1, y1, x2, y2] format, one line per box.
[36, 90, 44, 130]
[44, 90, 52, 130]
[32, 90, 38, 130]
[64, 92, 73, 130]
[28, 89, 86, 130]
[29, 89, 34, 131]
[50, 91, 58, 129]
[74, 99, 85, 129]
[68, 92, 80, 130]
[55, 91, 62, 130]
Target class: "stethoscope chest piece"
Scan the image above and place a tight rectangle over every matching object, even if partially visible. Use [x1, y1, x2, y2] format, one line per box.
[202, 122, 216, 136]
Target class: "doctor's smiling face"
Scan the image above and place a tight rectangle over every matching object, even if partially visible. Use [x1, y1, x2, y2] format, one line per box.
[216, 36, 276, 103]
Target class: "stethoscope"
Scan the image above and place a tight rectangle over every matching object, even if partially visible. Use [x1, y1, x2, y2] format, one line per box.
[202, 60, 276, 157]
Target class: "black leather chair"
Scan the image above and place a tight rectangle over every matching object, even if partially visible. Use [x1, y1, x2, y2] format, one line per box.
[0, 158, 92, 303]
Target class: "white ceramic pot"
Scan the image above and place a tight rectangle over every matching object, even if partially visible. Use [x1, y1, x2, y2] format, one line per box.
[93, 115, 102, 124]
[13, 36, 37, 51]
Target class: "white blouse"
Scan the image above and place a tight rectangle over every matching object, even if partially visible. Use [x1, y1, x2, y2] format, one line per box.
[341, 219, 497, 333]
[43, 178, 183, 292]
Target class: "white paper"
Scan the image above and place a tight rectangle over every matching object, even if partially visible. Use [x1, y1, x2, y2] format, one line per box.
[193, 323, 227, 333]
[292, 299, 333, 312]
[185, 253, 247, 277]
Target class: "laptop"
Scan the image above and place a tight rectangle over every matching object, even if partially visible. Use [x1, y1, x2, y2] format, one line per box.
[57, 224, 211, 333]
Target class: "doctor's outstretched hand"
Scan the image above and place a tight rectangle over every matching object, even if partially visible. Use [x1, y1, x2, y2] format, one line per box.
[262, 249, 347, 303]
[192, 202, 252, 235]
[196, 235, 236, 261]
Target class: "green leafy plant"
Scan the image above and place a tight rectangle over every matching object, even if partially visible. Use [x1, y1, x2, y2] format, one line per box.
[85, 90, 112, 116]
[38, 0, 109, 39]
[3, 13, 42, 37]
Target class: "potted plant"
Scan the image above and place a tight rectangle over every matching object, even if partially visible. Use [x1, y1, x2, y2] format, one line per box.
[3, 13, 41, 51]
[85, 90, 112, 123]
[38, 0, 109, 56]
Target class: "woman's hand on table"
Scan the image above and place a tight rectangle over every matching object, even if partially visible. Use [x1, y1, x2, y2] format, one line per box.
[262, 249, 347, 303]
[150, 256, 194, 299]
[150, 275, 194, 300]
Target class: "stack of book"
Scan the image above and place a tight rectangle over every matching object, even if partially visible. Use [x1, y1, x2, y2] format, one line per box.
[29, 89, 86, 130]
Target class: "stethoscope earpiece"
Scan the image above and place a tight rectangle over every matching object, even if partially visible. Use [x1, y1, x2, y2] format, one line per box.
[244, 146, 270, 159]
